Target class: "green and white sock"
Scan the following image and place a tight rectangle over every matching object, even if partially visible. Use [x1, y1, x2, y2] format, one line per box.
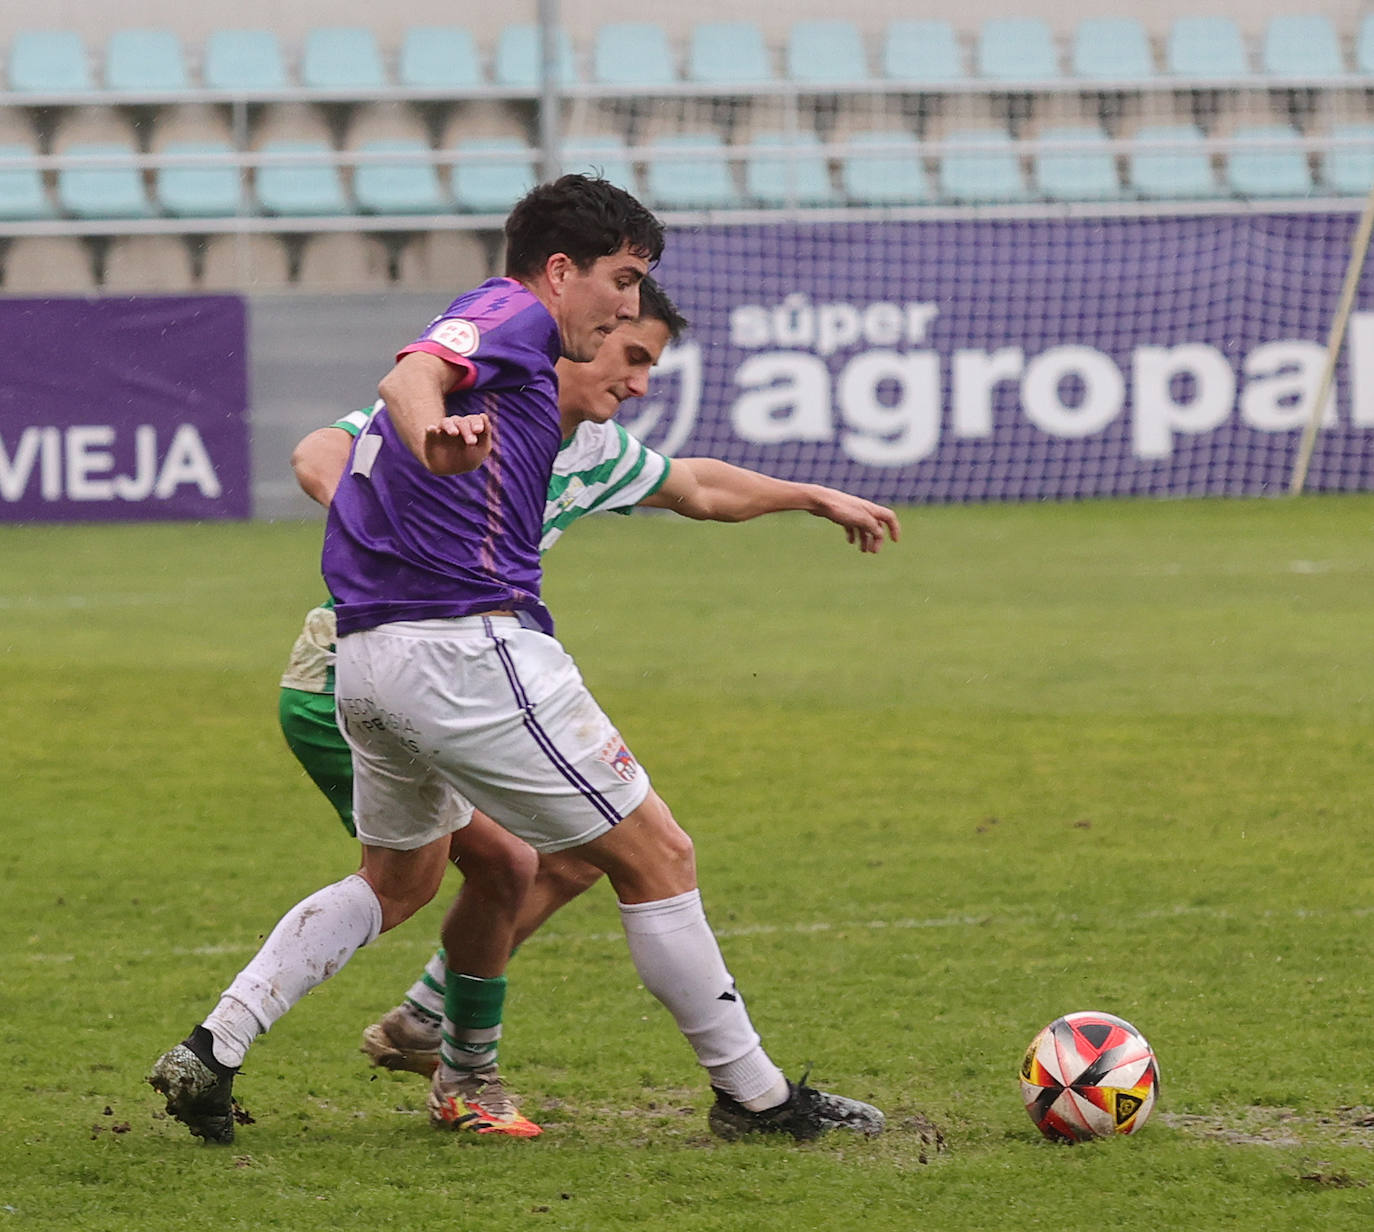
[439, 971, 506, 1077]
[402, 949, 447, 1023]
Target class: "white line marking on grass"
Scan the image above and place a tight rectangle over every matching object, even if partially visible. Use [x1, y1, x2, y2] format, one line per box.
[23, 905, 1371, 966]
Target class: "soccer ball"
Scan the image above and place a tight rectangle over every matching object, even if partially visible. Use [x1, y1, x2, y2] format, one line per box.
[1019, 1010, 1159, 1142]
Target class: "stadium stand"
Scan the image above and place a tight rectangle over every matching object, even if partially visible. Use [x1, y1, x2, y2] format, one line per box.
[0, 9, 1371, 291]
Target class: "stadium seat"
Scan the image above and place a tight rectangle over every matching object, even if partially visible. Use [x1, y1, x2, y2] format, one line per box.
[398, 27, 484, 90]
[57, 142, 154, 218]
[1261, 16, 1345, 79]
[1225, 124, 1314, 197]
[203, 30, 290, 91]
[301, 27, 388, 91]
[493, 24, 577, 89]
[564, 134, 638, 195]
[1358, 15, 1374, 75]
[157, 140, 243, 216]
[882, 20, 965, 85]
[255, 140, 351, 214]
[353, 138, 447, 213]
[7, 30, 92, 93]
[0, 143, 52, 219]
[1128, 124, 1223, 199]
[450, 136, 537, 213]
[593, 22, 676, 88]
[2, 236, 96, 292]
[644, 132, 739, 209]
[938, 129, 1030, 203]
[743, 130, 839, 207]
[102, 236, 195, 291]
[688, 21, 773, 85]
[839, 129, 930, 205]
[976, 18, 1061, 82]
[1071, 17, 1155, 82]
[105, 29, 190, 92]
[1320, 123, 1374, 196]
[1166, 17, 1251, 79]
[1034, 125, 1124, 201]
[786, 20, 869, 86]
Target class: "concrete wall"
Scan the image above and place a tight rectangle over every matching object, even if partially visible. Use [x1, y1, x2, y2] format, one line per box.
[248, 291, 441, 520]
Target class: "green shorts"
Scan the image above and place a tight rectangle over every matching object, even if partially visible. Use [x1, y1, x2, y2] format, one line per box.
[278, 687, 354, 836]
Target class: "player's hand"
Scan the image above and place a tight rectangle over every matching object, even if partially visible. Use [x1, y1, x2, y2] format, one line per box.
[422, 413, 491, 475]
[812, 489, 901, 553]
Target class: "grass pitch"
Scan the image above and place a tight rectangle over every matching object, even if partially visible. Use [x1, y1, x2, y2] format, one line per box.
[2, 495, 1372, 1230]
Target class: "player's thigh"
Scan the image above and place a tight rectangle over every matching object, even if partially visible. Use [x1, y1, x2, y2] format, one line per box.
[335, 631, 475, 850]
[278, 686, 355, 835]
[424, 625, 653, 854]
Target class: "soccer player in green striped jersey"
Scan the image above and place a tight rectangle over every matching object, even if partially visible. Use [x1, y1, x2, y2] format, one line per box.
[280, 278, 899, 1136]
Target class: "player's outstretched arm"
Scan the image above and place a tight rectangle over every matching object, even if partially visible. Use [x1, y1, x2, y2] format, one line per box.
[291, 427, 355, 507]
[640, 457, 900, 553]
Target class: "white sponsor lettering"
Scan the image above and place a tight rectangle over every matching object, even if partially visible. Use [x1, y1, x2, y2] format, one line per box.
[713, 301, 1374, 466]
[0, 424, 223, 503]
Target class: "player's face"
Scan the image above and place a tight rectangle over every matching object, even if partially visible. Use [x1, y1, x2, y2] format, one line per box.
[557, 317, 671, 424]
[554, 243, 649, 362]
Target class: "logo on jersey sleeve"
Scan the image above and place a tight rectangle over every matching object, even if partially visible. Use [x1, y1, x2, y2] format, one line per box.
[427, 317, 481, 357]
[596, 734, 640, 783]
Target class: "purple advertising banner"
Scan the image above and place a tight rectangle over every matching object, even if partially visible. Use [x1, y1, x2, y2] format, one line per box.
[0, 296, 248, 522]
[634, 214, 1374, 501]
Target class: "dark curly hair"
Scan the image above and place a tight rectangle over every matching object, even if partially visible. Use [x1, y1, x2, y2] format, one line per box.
[504, 174, 665, 278]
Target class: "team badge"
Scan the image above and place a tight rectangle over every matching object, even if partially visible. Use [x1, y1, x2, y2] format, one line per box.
[428, 317, 481, 357]
[596, 735, 640, 783]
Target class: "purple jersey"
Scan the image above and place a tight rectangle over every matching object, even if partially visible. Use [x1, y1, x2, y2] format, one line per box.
[322, 278, 561, 637]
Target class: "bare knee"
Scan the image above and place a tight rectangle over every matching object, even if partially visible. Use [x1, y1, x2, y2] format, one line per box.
[535, 850, 606, 902]
[449, 812, 539, 902]
[577, 792, 698, 903]
[361, 837, 451, 932]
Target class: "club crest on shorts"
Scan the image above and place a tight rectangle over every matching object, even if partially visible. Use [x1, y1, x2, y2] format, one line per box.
[596, 734, 639, 782]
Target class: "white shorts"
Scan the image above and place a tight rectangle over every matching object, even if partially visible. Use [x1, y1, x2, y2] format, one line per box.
[335, 615, 651, 853]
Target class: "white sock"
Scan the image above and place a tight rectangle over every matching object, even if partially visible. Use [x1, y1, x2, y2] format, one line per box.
[204, 873, 382, 1068]
[619, 889, 786, 1106]
[402, 949, 447, 1021]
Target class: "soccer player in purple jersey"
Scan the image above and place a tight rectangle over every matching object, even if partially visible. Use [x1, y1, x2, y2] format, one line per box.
[150, 175, 884, 1145]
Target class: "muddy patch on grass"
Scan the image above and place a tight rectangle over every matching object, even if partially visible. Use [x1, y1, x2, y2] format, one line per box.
[1159, 1105, 1374, 1148]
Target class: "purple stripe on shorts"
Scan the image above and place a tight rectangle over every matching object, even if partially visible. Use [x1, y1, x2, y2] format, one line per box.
[485, 623, 622, 827]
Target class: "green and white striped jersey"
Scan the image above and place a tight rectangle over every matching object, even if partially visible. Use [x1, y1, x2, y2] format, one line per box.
[281, 410, 671, 693]
[542, 419, 671, 550]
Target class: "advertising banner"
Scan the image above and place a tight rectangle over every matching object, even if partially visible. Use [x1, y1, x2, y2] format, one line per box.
[0, 296, 249, 522]
[639, 215, 1374, 501]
